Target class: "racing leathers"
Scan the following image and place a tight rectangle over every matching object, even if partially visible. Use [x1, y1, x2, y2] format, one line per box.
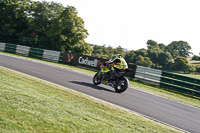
[110, 56, 128, 79]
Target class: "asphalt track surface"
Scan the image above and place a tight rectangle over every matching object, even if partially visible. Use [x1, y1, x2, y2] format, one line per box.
[1, 54, 200, 133]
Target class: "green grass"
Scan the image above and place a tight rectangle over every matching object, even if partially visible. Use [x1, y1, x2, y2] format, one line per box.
[188, 59, 200, 66]
[0, 67, 182, 133]
[0, 52, 200, 109]
[184, 59, 200, 79]
[178, 73, 200, 79]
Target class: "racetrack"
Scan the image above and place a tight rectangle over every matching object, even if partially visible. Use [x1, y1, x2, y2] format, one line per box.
[1, 53, 200, 133]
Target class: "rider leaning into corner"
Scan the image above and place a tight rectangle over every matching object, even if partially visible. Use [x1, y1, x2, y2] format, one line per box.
[93, 54, 130, 93]
[108, 54, 128, 80]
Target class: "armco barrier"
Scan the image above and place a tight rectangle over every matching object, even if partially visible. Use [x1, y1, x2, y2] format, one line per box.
[0, 43, 6, 51]
[135, 65, 162, 86]
[43, 50, 60, 63]
[134, 65, 200, 97]
[0, 42, 62, 62]
[160, 71, 200, 97]
[161, 71, 200, 85]
[5, 43, 17, 53]
[16, 45, 30, 56]
[59, 52, 64, 62]
[28, 47, 44, 59]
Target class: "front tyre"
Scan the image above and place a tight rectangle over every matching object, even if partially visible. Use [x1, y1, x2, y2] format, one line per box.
[93, 73, 101, 85]
[114, 77, 129, 93]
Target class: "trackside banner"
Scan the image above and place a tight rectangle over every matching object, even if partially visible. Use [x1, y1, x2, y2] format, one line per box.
[61, 52, 136, 78]
[62, 52, 107, 70]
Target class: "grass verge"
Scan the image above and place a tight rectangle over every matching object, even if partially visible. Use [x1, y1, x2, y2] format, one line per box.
[129, 81, 200, 108]
[178, 73, 200, 79]
[188, 59, 200, 66]
[0, 67, 182, 133]
[0, 52, 200, 108]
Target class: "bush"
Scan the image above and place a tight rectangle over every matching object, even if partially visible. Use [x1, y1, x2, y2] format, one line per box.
[188, 65, 196, 73]
[192, 55, 200, 60]
[195, 65, 200, 72]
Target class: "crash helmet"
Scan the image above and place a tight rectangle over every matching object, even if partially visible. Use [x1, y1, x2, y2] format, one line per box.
[114, 54, 122, 59]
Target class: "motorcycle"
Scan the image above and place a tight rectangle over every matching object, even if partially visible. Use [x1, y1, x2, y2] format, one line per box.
[93, 60, 130, 93]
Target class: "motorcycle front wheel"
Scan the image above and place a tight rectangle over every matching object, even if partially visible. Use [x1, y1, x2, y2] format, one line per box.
[114, 77, 129, 93]
[93, 73, 101, 85]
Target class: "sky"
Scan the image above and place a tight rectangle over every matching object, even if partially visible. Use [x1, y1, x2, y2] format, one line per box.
[43, 0, 200, 55]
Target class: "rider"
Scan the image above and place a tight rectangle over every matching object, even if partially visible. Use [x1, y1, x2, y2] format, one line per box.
[109, 54, 128, 79]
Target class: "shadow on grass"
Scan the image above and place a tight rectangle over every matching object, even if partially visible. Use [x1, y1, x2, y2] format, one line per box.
[69, 81, 115, 93]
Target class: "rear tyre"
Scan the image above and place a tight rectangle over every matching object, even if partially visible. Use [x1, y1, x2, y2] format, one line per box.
[93, 73, 101, 85]
[114, 77, 129, 93]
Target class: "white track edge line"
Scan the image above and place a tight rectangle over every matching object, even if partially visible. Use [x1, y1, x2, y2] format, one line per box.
[0, 66, 188, 133]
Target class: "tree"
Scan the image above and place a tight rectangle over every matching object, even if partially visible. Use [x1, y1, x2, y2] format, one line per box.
[146, 40, 163, 65]
[55, 6, 90, 54]
[134, 48, 148, 57]
[124, 50, 135, 63]
[135, 55, 153, 67]
[135, 55, 144, 65]
[166, 41, 192, 58]
[195, 65, 200, 72]
[0, 0, 16, 4]
[92, 45, 109, 59]
[92, 45, 127, 59]
[70, 43, 93, 56]
[0, 0, 92, 55]
[20, 1, 65, 48]
[188, 65, 196, 73]
[192, 55, 200, 60]
[158, 52, 173, 70]
[106, 45, 115, 59]
[147, 40, 158, 50]
[147, 49, 161, 64]
[141, 57, 153, 67]
[0, 0, 31, 43]
[173, 56, 189, 71]
[114, 46, 124, 56]
[158, 43, 166, 51]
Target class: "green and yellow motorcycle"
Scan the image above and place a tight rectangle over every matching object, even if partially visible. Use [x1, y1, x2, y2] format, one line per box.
[93, 60, 130, 93]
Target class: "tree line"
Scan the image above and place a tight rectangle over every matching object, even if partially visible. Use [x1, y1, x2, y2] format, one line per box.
[1, 0, 200, 73]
